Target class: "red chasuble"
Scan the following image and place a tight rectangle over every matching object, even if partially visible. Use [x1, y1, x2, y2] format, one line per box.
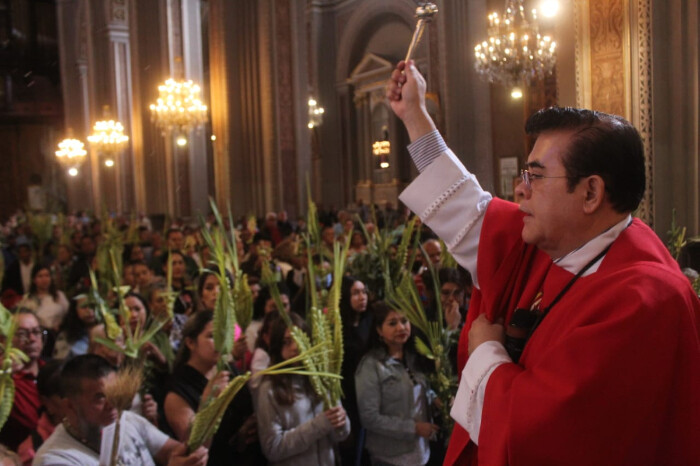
[445, 198, 700, 465]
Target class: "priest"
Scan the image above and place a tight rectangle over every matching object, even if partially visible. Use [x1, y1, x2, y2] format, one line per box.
[387, 60, 700, 465]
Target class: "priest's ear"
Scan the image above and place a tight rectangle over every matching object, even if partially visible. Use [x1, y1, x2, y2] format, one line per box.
[580, 175, 606, 214]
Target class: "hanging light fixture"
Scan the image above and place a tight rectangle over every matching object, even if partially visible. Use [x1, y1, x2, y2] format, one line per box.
[474, 0, 557, 90]
[307, 97, 325, 129]
[87, 119, 129, 167]
[55, 137, 87, 176]
[372, 140, 391, 169]
[149, 78, 208, 139]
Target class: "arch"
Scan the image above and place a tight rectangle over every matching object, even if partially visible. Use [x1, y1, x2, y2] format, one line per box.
[335, 0, 416, 84]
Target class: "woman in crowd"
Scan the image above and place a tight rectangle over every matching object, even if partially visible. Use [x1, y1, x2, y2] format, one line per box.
[52, 294, 98, 360]
[196, 269, 247, 369]
[338, 276, 372, 464]
[122, 291, 171, 367]
[248, 310, 281, 395]
[164, 311, 262, 465]
[19, 263, 69, 331]
[348, 229, 367, 258]
[18, 263, 69, 356]
[256, 313, 350, 465]
[245, 284, 291, 353]
[197, 268, 225, 313]
[355, 302, 438, 466]
[421, 267, 471, 331]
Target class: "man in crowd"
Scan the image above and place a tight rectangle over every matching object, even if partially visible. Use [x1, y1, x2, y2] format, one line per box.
[0, 310, 44, 450]
[1, 242, 34, 306]
[150, 228, 198, 280]
[33, 354, 207, 465]
[387, 60, 700, 464]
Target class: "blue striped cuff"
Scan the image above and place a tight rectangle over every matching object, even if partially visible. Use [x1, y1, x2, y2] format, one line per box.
[407, 130, 448, 172]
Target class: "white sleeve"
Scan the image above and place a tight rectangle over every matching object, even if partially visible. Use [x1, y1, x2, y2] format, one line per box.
[131, 411, 169, 455]
[450, 341, 510, 444]
[399, 150, 492, 289]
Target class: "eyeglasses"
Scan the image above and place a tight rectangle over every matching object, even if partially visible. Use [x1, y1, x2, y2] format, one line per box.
[520, 169, 571, 190]
[15, 327, 47, 343]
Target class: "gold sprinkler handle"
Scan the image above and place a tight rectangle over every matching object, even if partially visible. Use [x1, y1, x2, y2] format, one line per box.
[404, 3, 439, 63]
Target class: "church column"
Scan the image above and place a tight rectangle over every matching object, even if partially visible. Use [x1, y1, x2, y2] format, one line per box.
[181, 0, 208, 215]
[164, 0, 185, 217]
[354, 92, 372, 205]
[79, 59, 101, 211]
[105, 0, 133, 214]
[207, 0, 231, 210]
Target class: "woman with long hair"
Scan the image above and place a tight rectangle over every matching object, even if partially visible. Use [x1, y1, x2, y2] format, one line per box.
[164, 311, 263, 465]
[248, 310, 282, 395]
[52, 294, 98, 360]
[196, 269, 247, 368]
[337, 276, 371, 464]
[19, 263, 69, 332]
[256, 313, 350, 465]
[355, 302, 438, 465]
[245, 284, 291, 353]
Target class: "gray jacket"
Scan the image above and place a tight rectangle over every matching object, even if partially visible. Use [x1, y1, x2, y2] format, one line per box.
[256, 376, 350, 466]
[355, 347, 433, 458]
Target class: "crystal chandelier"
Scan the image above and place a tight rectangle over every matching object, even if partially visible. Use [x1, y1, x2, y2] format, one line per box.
[55, 138, 87, 177]
[474, 0, 556, 89]
[308, 97, 324, 129]
[149, 79, 208, 136]
[87, 120, 129, 167]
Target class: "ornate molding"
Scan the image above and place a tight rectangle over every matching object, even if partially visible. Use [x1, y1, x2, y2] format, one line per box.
[631, 0, 653, 225]
[589, 0, 626, 116]
[110, 0, 127, 25]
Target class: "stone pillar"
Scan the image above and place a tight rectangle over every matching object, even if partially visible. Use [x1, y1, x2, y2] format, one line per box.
[100, 0, 135, 214]
[181, 0, 208, 216]
[207, 0, 231, 210]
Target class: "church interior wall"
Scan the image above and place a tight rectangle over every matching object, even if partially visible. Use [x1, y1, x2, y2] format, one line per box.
[0, 0, 697, 244]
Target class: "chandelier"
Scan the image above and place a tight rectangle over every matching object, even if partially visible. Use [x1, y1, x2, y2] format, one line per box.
[55, 138, 87, 177]
[308, 97, 324, 129]
[87, 119, 129, 167]
[149, 79, 208, 136]
[474, 0, 556, 89]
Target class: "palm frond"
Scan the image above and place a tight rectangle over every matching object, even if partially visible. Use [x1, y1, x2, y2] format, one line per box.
[187, 342, 336, 452]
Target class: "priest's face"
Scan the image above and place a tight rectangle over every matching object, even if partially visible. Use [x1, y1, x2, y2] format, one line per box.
[516, 130, 588, 259]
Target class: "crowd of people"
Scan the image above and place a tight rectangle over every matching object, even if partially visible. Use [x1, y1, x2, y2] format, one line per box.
[0, 202, 470, 466]
[2, 59, 698, 466]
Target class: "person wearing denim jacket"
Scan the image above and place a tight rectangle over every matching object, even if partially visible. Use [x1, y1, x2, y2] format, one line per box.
[355, 302, 437, 465]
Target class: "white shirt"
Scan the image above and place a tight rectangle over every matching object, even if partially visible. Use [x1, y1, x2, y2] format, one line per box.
[99, 411, 169, 466]
[33, 424, 100, 466]
[33, 411, 168, 466]
[19, 291, 69, 330]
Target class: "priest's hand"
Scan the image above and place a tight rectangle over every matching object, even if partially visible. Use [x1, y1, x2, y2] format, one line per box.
[386, 60, 436, 141]
[468, 313, 505, 355]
